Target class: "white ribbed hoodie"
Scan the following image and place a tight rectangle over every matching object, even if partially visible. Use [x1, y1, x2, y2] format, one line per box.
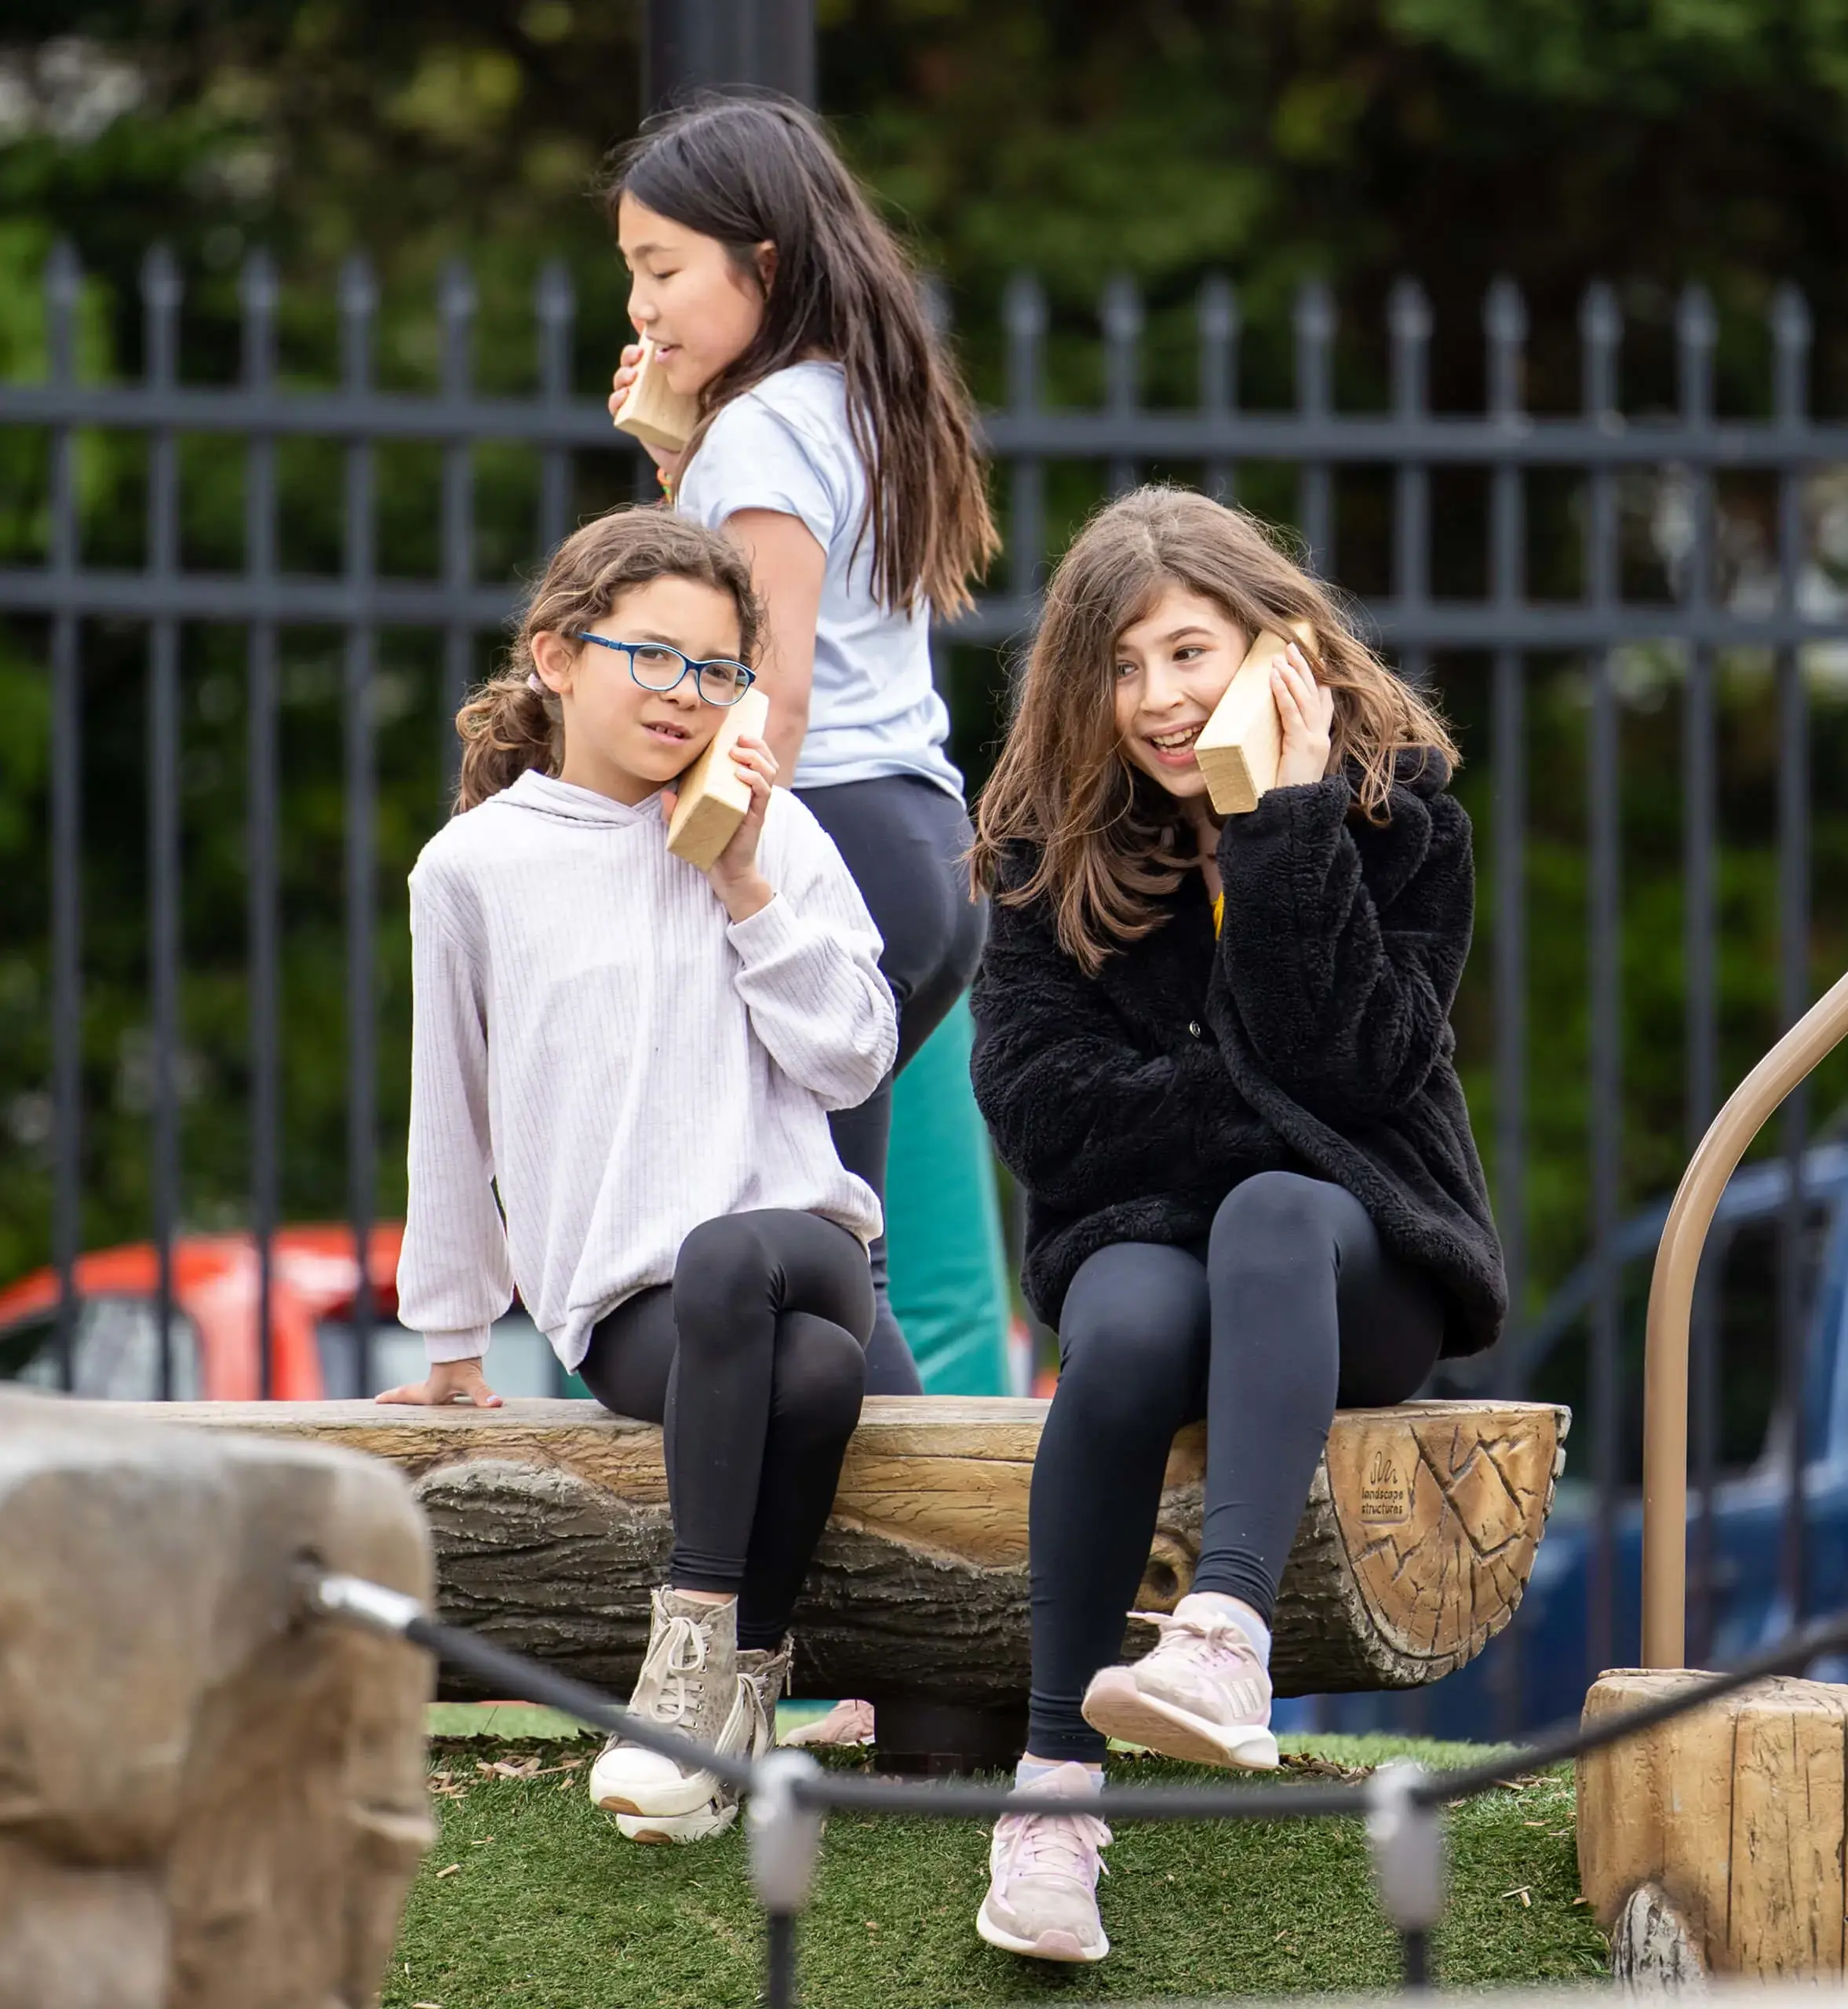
[396, 769, 896, 1370]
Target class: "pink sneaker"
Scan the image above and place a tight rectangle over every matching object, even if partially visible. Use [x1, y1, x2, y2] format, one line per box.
[1081, 1602, 1279, 1770]
[975, 1763, 1112, 1963]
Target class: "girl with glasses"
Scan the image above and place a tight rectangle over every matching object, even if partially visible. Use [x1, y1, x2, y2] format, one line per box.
[605, 92, 997, 1392]
[380, 509, 897, 1845]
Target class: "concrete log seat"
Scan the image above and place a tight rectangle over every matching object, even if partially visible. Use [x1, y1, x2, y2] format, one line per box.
[134, 1395, 1568, 1714]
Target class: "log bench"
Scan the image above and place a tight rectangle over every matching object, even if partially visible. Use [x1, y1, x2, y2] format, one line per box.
[137, 1395, 1567, 1752]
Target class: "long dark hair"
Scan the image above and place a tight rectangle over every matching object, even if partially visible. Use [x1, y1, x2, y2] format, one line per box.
[971, 487, 1460, 974]
[455, 509, 761, 813]
[606, 92, 997, 616]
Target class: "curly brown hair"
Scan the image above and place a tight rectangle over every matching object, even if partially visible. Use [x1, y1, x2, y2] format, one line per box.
[455, 509, 762, 813]
[969, 486, 1460, 974]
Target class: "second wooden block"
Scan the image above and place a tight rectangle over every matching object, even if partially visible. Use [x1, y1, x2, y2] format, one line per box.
[666, 687, 771, 869]
[611, 335, 701, 455]
[1194, 618, 1318, 815]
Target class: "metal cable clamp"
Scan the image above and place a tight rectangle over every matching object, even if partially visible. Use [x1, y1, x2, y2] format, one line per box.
[1366, 1759, 1445, 1986]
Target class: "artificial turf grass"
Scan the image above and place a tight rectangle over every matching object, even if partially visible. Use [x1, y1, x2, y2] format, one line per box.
[385, 1734, 1608, 2008]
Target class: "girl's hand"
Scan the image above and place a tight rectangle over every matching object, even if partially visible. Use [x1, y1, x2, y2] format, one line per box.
[1271, 641, 1336, 789]
[374, 1357, 503, 1409]
[709, 734, 778, 920]
[608, 344, 686, 483]
[684, 733, 777, 922]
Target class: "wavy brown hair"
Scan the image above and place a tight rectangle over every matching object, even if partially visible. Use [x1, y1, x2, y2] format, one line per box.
[455, 509, 761, 813]
[970, 486, 1460, 974]
[606, 92, 998, 615]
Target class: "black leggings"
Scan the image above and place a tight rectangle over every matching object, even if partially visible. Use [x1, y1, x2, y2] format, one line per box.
[576, 1209, 875, 1651]
[1027, 1172, 1446, 1762]
[797, 775, 987, 1394]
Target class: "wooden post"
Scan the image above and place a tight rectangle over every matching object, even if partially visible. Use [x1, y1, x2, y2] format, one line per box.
[1579, 1669, 1848, 1979]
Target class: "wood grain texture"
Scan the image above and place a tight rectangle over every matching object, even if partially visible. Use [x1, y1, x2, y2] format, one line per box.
[133, 1394, 1566, 1705]
[666, 687, 771, 869]
[1579, 1669, 1848, 1978]
[1194, 618, 1316, 815]
[611, 334, 698, 454]
[0, 1388, 432, 2009]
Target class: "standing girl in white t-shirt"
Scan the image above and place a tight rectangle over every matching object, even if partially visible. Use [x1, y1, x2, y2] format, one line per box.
[605, 92, 998, 1388]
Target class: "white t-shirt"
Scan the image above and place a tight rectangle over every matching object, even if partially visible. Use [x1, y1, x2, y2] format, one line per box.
[676, 360, 964, 799]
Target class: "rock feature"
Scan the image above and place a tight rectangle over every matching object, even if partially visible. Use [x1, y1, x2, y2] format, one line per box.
[0, 1387, 433, 2009]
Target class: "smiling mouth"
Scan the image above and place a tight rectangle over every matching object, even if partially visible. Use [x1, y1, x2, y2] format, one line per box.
[1148, 724, 1204, 752]
[643, 720, 691, 743]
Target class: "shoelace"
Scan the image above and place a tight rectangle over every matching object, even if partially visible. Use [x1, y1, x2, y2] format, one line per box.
[996, 1806, 1114, 1884]
[1130, 1608, 1268, 1707]
[636, 1610, 707, 1728]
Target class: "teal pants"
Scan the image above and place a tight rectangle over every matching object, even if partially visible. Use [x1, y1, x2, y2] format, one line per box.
[884, 997, 1012, 1396]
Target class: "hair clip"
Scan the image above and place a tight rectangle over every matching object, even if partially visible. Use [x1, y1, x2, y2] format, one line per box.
[527, 671, 547, 695]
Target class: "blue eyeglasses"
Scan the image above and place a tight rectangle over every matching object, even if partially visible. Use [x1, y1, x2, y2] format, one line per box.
[573, 633, 757, 708]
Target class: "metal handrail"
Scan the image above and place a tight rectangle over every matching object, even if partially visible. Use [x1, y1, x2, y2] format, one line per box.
[1642, 968, 1848, 1666]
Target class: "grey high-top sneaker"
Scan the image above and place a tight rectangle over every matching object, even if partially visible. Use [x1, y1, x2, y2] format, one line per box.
[614, 1639, 784, 1845]
[736, 1635, 794, 1741]
[591, 1588, 754, 1830]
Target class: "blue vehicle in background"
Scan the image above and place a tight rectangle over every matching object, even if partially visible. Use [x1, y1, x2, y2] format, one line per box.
[1290, 1139, 1848, 1741]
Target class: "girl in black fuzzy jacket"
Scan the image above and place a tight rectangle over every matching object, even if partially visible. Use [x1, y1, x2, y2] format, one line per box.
[964, 486, 1505, 1967]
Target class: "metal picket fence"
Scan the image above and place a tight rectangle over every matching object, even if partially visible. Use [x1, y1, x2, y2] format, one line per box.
[2, 246, 1844, 1708]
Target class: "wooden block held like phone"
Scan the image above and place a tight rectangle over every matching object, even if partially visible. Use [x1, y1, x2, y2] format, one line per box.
[611, 335, 701, 454]
[667, 687, 771, 869]
[1194, 619, 1318, 815]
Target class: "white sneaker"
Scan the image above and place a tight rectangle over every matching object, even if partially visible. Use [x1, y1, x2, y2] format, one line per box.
[975, 1764, 1112, 1964]
[1080, 1599, 1278, 1770]
[607, 1674, 771, 1843]
[592, 1588, 753, 1829]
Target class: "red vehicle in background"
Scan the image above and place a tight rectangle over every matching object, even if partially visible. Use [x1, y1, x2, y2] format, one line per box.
[0, 1224, 568, 1401]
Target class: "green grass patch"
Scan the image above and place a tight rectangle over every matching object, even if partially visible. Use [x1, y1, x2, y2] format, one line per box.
[387, 1734, 1607, 2007]
[426, 1703, 594, 1741]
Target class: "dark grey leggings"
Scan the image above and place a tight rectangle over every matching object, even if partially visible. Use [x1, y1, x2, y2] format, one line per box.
[797, 775, 987, 1394]
[576, 1209, 874, 1651]
[1027, 1172, 1446, 1762]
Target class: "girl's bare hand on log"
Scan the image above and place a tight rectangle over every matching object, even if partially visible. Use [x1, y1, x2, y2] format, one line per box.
[375, 1358, 503, 1408]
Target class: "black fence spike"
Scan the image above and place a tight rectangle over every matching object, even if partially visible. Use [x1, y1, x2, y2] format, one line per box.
[1483, 277, 1528, 421]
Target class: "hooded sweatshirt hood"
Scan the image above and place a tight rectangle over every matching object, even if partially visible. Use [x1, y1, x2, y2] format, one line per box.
[492, 768, 665, 828]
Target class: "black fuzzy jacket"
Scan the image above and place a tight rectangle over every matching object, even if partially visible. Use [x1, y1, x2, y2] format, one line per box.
[969, 758, 1506, 1357]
